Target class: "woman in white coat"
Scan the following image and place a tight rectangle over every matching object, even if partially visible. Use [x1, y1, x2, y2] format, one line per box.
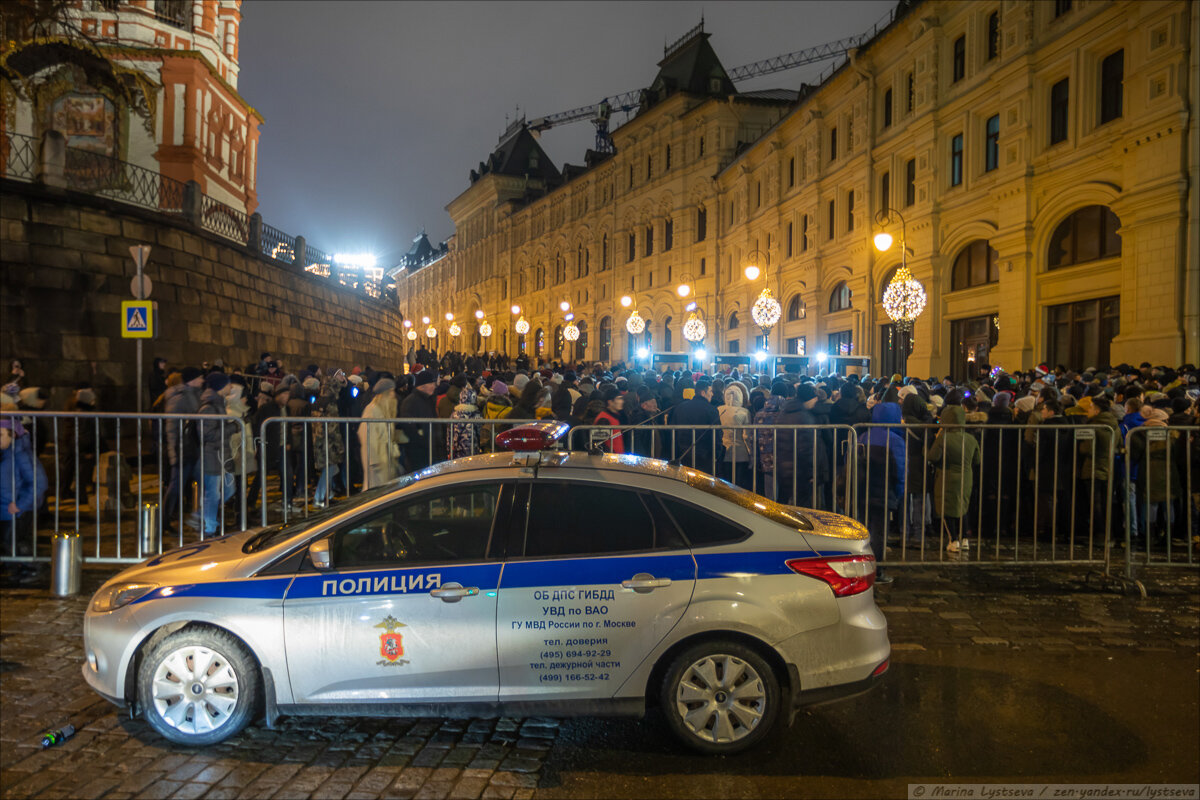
[719, 381, 754, 489]
[358, 378, 399, 489]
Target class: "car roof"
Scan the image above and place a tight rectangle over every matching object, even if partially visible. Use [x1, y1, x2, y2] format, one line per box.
[412, 450, 693, 484]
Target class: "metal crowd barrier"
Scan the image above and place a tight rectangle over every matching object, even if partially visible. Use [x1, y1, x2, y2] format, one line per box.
[1123, 425, 1197, 580]
[1, 410, 248, 563]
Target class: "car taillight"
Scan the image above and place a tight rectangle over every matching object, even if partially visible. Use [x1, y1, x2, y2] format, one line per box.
[785, 555, 876, 597]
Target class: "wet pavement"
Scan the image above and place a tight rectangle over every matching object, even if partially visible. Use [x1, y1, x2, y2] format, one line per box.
[1, 563, 1196, 799]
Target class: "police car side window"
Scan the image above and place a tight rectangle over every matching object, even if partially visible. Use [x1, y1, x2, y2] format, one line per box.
[658, 496, 750, 547]
[332, 484, 502, 568]
[524, 484, 660, 558]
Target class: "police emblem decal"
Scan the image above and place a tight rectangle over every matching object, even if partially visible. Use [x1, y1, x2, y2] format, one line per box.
[374, 615, 409, 667]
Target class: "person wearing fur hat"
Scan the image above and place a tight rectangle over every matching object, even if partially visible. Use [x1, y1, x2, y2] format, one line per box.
[718, 381, 753, 489]
[400, 369, 442, 472]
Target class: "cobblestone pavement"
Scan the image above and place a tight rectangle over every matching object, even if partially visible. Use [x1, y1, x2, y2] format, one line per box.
[1, 562, 1196, 800]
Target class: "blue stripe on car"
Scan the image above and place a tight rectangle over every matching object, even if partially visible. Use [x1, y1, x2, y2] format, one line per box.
[499, 554, 695, 588]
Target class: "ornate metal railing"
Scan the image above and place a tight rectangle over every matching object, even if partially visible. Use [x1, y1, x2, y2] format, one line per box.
[200, 192, 249, 243]
[65, 147, 187, 212]
[260, 221, 295, 264]
[1, 132, 37, 181]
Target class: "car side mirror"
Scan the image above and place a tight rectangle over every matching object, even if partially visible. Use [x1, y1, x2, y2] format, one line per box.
[309, 538, 333, 570]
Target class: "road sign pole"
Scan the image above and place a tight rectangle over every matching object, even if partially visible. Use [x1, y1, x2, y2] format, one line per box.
[130, 245, 152, 414]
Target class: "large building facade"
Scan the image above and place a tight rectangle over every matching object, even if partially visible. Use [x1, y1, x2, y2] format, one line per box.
[400, 0, 1196, 376]
[2, 0, 261, 215]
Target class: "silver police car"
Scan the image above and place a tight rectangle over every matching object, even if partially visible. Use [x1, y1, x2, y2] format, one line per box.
[83, 424, 889, 754]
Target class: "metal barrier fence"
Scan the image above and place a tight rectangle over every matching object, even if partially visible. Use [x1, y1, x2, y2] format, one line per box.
[1, 410, 248, 563]
[1123, 425, 1197, 579]
[2, 411, 1195, 588]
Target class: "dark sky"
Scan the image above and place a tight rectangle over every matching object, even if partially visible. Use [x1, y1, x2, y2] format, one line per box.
[238, 0, 897, 263]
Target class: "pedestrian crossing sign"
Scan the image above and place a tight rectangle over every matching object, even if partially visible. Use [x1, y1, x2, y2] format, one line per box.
[121, 300, 155, 339]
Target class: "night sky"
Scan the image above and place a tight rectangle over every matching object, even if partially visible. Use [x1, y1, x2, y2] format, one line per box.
[238, 1, 897, 265]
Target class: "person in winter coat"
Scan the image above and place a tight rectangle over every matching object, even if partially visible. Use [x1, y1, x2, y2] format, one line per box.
[312, 393, 346, 507]
[775, 383, 828, 507]
[58, 385, 100, 504]
[1128, 406, 1182, 541]
[718, 382, 753, 489]
[162, 366, 204, 529]
[901, 391, 935, 546]
[858, 401, 905, 583]
[197, 372, 236, 537]
[671, 379, 721, 472]
[223, 380, 256, 514]
[926, 404, 981, 553]
[592, 386, 626, 454]
[247, 382, 285, 510]
[626, 388, 664, 459]
[437, 377, 465, 419]
[360, 378, 400, 488]
[510, 378, 542, 421]
[1031, 399, 1075, 543]
[755, 382, 792, 499]
[552, 372, 579, 422]
[399, 370, 442, 472]
[1077, 395, 1120, 539]
[1, 419, 40, 558]
[448, 386, 482, 459]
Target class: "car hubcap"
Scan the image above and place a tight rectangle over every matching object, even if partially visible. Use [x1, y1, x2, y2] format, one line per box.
[675, 654, 766, 744]
[151, 645, 239, 735]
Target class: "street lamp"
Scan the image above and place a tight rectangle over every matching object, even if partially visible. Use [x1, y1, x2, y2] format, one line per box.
[620, 295, 633, 308]
[743, 249, 766, 281]
[559, 300, 571, 312]
[875, 207, 927, 333]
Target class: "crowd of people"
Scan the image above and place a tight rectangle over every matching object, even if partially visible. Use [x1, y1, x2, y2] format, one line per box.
[2, 352, 1198, 580]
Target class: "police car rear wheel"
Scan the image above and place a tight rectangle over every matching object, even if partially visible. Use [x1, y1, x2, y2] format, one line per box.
[660, 641, 779, 754]
[138, 627, 259, 745]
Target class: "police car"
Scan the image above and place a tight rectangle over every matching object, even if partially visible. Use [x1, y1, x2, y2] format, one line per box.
[82, 423, 889, 754]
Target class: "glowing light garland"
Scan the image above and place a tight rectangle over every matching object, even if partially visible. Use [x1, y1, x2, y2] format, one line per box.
[426, 326, 437, 338]
[682, 312, 707, 342]
[751, 288, 782, 330]
[625, 309, 645, 335]
[515, 316, 530, 335]
[881, 264, 927, 332]
[563, 322, 580, 341]
[479, 321, 492, 337]
[406, 330, 417, 341]
[448, 322, 461, 336]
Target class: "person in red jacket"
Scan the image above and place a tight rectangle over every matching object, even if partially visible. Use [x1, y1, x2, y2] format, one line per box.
[592, 386, 626, 454]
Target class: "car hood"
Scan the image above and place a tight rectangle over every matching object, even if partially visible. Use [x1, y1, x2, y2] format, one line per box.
[102, 530, 259, 587]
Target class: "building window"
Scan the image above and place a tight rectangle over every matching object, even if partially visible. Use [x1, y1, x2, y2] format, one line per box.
[647, 154, 653, 181]
[846, 190, 855, 231]
[1054, 0, 1071, 18]
[787, 336, 807, 356]
[828, 330, 853, 356]
[665, 144, 671, 170]
[699, 257, 706, 276]
[985, 114, 1000, 171]
[951, 240, 999, 290]
[628, 232, 636, 262]
[754, 334, 767, 352]
[1099, 49, 1124, 124]
[696, 207, 707, 242]
[786, 295, 806, 321]
[664, 218, 673, 251]
[1048, 296, 1119, 370]
[1047, 205, 1121, 269]
[827, 200, 836, 240]
[952, 35, 966, 82]
[786, 222, 793, 257]
[800, 215, 809, 252]
[829, 127, 838, 160]
[601, 234, 608, 270]
[905, 159, 916, 206]
[728, 312, 739, 331]
[880, 172, 890, 212]
[987, 12, 1000, 61]
[906, 73, 914, 112]
[951, 134, 963, 186]
[727, 340, 740, 353]
[698, 136, 705, 157]
[644, 225, 654, 257]
[629, 165, 634, 188]
[828, 281, 852, 312]
[1049, 77, 1070, 144]
[756, 182, 761, 208]
[788, 157, 795, 187]
[883, 88, 893, 128]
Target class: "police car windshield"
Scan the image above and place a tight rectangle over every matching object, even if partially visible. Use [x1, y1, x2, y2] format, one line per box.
[241, 476, 418, 553]
[681, 469, 814, 532]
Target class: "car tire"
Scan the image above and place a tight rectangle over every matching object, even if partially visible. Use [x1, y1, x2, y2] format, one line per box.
[137, 626, 260, 746]
[659, 640, 780, 754]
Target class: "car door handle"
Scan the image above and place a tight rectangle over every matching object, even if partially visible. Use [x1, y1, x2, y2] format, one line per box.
[430, 583, 480, 603]
[622, 573, 671, 593]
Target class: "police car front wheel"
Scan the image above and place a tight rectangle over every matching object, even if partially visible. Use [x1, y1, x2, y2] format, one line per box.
[137, 627, 260, 745]
[660, 641, 780, 754]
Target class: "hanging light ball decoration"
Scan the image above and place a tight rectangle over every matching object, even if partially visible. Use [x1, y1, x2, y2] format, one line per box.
[406, 329, 417, 341]
[515, 316, 530, 335]
[448, 322, 461, 337]
[682, 312, 707, 343]
[479, 320, 492, 338]
[563, 321, 580, 342]
[751, 287, 782, 330]
[625, 309, 645, 335]
[881, 264, 928, 332]
[426, 326, 437, 338]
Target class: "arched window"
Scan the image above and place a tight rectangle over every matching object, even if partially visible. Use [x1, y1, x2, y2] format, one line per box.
[728, 312, 740, 330]
[828, 281, 853, 312]
[598, 317, 611, 362]
[553, 325, 564, 360]
[663, 316, 673, 352]
[535, 328, 545, 358]
[1047, 205, 1121, 269]
[576, 320, 588, 359]
[951, 240, 999, 289]
[786, 295, 806, 321]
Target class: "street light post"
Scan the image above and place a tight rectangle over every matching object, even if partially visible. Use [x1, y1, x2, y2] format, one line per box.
[874, 207, 927, 334]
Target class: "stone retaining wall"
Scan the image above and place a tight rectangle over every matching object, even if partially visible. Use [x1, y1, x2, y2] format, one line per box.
[0, 179, 407, 408]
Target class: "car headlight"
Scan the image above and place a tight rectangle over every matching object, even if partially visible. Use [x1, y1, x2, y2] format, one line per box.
[90, 582, 158, 613]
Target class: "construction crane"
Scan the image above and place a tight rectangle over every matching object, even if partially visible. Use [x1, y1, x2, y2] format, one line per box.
[525, 31, 872, 153]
